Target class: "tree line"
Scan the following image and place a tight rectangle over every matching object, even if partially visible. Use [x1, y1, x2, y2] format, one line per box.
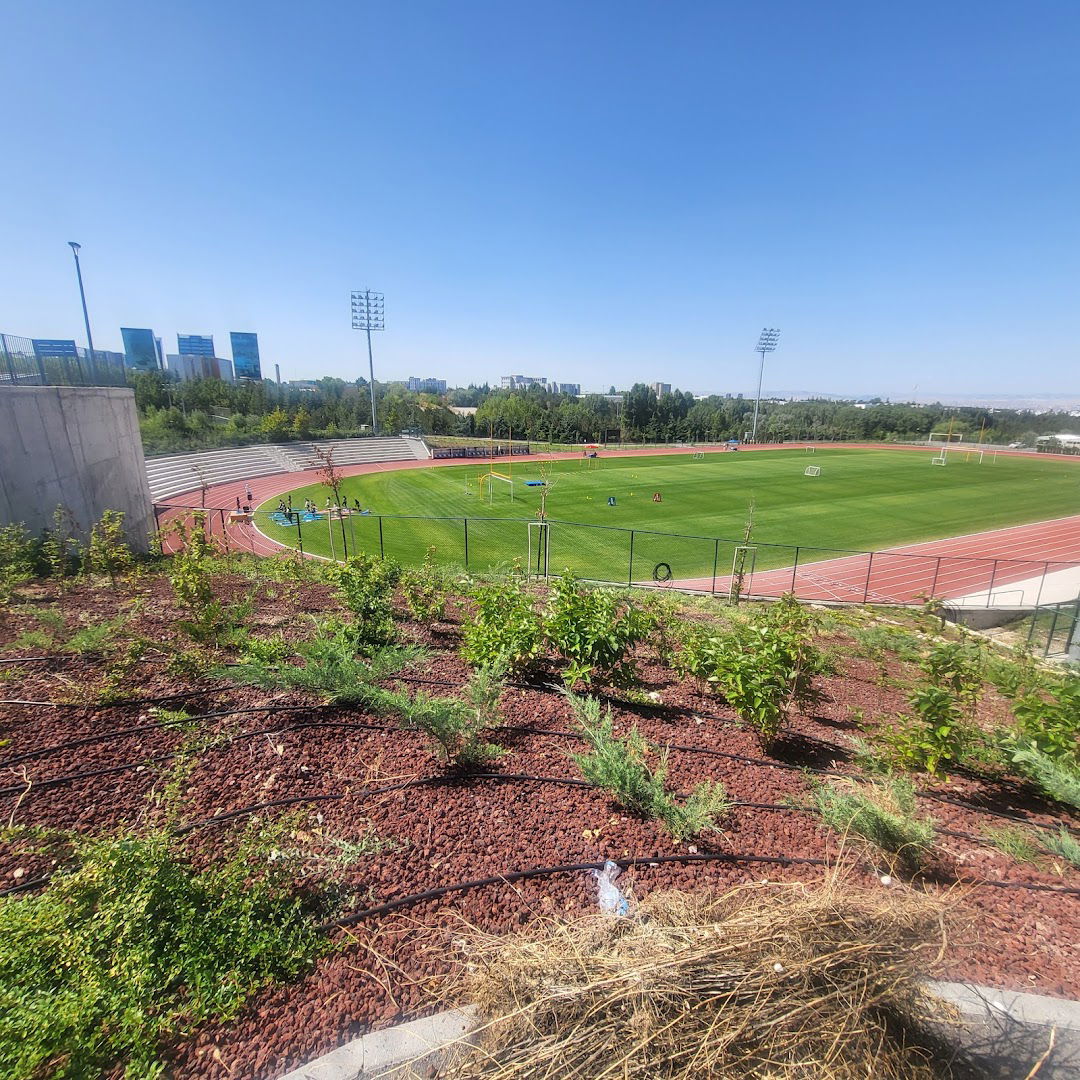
[129, 370, 1074, 456]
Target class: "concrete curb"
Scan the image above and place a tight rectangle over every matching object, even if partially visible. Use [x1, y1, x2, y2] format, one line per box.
[278, 983, 1080, 1080]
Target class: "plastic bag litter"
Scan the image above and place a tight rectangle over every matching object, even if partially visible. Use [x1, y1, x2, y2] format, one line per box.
[592, 859, 630, 916]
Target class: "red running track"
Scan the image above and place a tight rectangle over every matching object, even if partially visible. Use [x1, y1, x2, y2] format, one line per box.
[155, 443, 1080, 604]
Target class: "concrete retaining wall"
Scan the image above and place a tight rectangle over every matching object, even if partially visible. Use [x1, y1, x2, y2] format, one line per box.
[0, 386, 154, 550]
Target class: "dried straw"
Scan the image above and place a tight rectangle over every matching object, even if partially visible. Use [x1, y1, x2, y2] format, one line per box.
[438, 872, 962, 1079]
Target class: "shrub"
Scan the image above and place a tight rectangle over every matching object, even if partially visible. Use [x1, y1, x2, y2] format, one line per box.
[543, 573, 651, 687]
[919, 639, 982, 710]
[401, 548, 449, 622]
[809, 777, 935, 873]
[1008, 746, 1080, 812]
[1043, 827, 1080, 868]
[0, 523, 38, 604]
[982, 646, 1046, 699]
[399, 673, 504, 768]
[569, 694, 728, 841]
[0, 831, 325, 1078]
[1009, 677, 1079, 762]
[873, 682, 980, 778]
[326, 554, 401, 650]
[40, 506, 82, 579]
[462, 575, 543, 675]
[676, 597, 828, 750]
[84, 510, 134, 580]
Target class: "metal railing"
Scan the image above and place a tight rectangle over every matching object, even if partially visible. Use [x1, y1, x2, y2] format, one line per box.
[1025, 598, 1080, 659]
[0, 333, 128, 388]
[154, 504, 1080, 610]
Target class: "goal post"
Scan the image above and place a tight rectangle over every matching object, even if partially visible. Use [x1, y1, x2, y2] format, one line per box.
[931, 455, 947, 466]
[804, 465, 821, 476]
[479, 470, 514, 503]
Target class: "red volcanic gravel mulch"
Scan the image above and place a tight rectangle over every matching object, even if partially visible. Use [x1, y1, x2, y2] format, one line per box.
[1, 576, 1078, 1080]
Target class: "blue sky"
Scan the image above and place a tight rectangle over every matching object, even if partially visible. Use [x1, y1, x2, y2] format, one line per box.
[4, 0, 1078, 397]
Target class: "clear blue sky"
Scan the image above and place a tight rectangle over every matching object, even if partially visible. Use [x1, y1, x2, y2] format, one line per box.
[4, 0, 1078, 397]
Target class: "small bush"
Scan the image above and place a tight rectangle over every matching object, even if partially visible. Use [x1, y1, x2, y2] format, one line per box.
[809, 777, 935, 872]
[0, 523, 38, 604]
[1043, 827, 1080, 868]
[326, 554, 401, 650]
[463, 575, 543, 675]
[40, 506, 82, 579]
[983, 647, 1046, 699]
[400, 673, 504, 768]
[543, 572, 651, 688]
[874, 687, 974, 777]
[569, 694, 728, 841]
[1008, 746, 1080, 812]
[676, 596, 829, 750]
[919, 639, 982, 710]
[401, 548, 449, 622]
[0, 831, 325, 1078]
[1009, 677, 1079, 762]
[84, 510, 134, 581]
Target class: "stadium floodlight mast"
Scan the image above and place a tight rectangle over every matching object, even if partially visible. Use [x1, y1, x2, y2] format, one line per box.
[350, 289, 385, 433]
[750, 327, 780, 443]
[68, 241, 97, 379]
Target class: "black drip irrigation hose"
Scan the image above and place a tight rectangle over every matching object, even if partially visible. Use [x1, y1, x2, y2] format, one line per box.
[318, 852, 831, 930]
[0, 686, 234, 710]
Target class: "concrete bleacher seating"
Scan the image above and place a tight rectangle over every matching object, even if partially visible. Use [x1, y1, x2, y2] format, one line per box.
[146, 436, 430, 501]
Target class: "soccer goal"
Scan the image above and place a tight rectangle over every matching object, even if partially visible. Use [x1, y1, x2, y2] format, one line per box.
[692, 451, 705, 460]
[479, 471, 514, 503]
[804, 465, 821, 476]
[804, 445, 816, 453]
[931, 455, 947, 466]
[964, 450, 985, 464]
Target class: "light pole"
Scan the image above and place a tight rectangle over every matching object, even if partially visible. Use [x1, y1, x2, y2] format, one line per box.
[68, 242, 97, 381]
[750, 327, 780, 443]
[350, 289, 385, 433]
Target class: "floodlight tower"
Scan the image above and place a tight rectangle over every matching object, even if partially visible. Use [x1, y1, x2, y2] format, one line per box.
[750, 327, 780, 443]
[350, 289, 385, 433]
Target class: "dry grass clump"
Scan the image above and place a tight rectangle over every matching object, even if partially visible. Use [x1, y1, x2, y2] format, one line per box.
[441, 873, 959, 1079]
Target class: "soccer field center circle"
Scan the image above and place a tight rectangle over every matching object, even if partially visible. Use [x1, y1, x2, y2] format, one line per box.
[218, 443, 1080, 607]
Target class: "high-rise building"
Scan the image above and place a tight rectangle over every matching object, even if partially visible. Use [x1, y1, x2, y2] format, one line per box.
[407, 376, 447, 393]
[177, 334, 215, 356]
[652, 382, 672, 397]
[121, 328, 160, 372]
[553, 382, 580, 396]
[166, 354, 220, 381]
[230, 332, 262, 381]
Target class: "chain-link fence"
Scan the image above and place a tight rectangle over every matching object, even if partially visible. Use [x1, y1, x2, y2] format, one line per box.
[155, 503, 1080, 610]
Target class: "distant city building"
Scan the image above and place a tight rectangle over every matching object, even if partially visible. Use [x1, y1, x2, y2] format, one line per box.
[166, 354, 221, 381]
[230, 332, 262, 380]
[652, 382, 672, 397]
[554, 382, 580, 396]
[121, 328, 160, 372]
[217, 358, 235, 383]
[501, 374, 548, 391]
[407, 376, 447, 393]
[177, 334, 215, 357]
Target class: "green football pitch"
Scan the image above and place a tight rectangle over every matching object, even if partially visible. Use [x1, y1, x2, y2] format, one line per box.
[256, 449, 1080, 576]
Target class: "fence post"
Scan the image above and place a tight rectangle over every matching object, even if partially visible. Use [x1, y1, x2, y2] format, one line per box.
[862, 552, 874, 603]
[790, 546, 800, 594]
[463, 518, 469, 569]
[339, 511, 349, 560]
[986, 559, 998, 608]
[929, 557, 941, 599]
[378, 515, 385, 559]
[711, 539, 719, 594]
[1, 336, 15, 385]
[295, 512, 304, 559]
[219, 509, 229, 555]
[628, 530, 635, 585]
[1033, 560, 1050, 609]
